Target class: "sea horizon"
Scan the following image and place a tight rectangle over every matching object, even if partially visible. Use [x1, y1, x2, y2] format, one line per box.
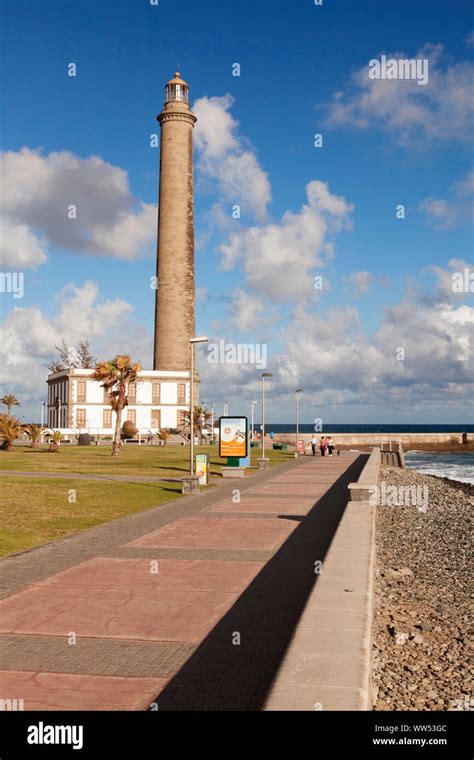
[260, 423, 474, 434]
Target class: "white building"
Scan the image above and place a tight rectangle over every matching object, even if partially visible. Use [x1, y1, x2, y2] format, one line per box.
[46, 368, 193, 436]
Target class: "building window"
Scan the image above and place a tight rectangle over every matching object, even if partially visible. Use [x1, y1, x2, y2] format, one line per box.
[128, 383, 137, 403]
[77, 381, 86, 403]
[103, 386, 110, 403]
[166, 83, 188, 103]
[177, 383, 186, 404]
[127, 409, 136, 425]
[151, 410, 161, 429]
[152, 382, 161, 403]
[103, 409, 112, 428]
[177, 410, 187, 428]
[76, 409, 86, 427]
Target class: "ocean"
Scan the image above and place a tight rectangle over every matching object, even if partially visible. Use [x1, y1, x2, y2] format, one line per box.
[265, 424, 474, 434]
[404, 451, 474, 485]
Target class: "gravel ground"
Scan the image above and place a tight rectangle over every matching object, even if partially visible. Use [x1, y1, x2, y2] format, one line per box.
[372, 468, 473, 711]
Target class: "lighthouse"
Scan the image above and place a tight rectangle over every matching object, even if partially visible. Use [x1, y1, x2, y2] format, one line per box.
[45, 73, 199, 436]
[153, 72, 197, 372]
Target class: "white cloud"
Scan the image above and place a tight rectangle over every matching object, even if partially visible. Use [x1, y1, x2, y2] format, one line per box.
[219, 180, 353, 301]
[0, 281, 151, 410]
[453, 168, 474, 197]
[193, 95, 271, 221]
[271, 297, 474, 408]
[418, 197, 458, 229]
[0, 220, 47, 269]
[230, 289, 266, 332]
[325, 44, 474, 146]
[418, 169, 474, 229]
[425, 258, 474, 302]
[0, 148, 157, 268]
[344, 270, 388, 296]
[196, 263, 473, 413]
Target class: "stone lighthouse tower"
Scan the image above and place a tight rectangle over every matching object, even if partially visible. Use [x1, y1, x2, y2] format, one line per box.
[153, 72, 197, 372]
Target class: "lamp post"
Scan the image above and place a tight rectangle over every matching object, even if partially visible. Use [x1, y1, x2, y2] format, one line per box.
[251, 400, 257, 442]
[261, 373, 273, 462]
[295, 388, 303, 457]
[137, 401, 142, 446]
[189, 336, 208, 476]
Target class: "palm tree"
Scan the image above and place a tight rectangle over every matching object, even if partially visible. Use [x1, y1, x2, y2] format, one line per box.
[0, 394, 20, 417]
[184, 406, 212, 444]
[24, 423, 43, 448]
[48, 430, 62, 452]
[0, 415, 21, 450]
[92, 355, 141, 456]
[158, 428, 171, 446]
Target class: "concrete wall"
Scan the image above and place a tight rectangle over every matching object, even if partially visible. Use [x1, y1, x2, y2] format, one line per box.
[278, 432, 473, 448]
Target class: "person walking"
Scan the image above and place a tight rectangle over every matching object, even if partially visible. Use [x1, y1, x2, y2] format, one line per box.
[320, 436, 327, 456]
[327, 436, 334, 456]
[310, 434, 318, 456]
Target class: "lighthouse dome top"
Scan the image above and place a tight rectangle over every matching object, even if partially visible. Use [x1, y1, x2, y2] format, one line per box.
[165, 72, 189, 103]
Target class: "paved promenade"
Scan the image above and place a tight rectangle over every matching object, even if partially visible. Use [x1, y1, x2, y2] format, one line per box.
[0, 452, 366, 710]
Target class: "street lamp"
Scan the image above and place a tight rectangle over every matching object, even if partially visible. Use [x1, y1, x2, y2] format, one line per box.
[261, 373, 273, 461]
[295, 389, 303, 457]
[137, 401, 142, 446]
[189, 336, 208, 476]
[251, 400, 258, 442]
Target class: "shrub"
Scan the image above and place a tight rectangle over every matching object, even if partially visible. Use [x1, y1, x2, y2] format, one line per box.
[121, 420, 138, 440]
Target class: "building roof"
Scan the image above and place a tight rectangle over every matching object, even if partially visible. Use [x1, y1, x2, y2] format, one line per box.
[166, 71, 188, 87]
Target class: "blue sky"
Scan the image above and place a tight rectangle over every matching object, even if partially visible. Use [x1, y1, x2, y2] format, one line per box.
[0, 0, 473, 423]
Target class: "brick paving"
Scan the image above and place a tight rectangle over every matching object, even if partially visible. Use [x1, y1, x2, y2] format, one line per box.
[0, 451, 366, 710]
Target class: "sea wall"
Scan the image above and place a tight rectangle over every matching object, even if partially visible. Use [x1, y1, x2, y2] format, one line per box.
[275, 432, 473, 452]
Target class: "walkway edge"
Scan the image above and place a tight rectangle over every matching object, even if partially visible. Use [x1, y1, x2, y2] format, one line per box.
[263, 492, 377, 711]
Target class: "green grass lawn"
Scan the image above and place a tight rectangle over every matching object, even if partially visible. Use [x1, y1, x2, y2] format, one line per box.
[0, 443, 292, 477]
[0, 445, 294, 557]
[0, 476, 183, 557]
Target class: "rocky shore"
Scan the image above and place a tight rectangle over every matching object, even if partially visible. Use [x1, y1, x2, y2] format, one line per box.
[372, 468, 473, 711]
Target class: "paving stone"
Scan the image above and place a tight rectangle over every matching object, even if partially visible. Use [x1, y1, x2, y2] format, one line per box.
[0, 635, 196, 678]
[0, 669, 169, 711]
[125, 516, 296, 551]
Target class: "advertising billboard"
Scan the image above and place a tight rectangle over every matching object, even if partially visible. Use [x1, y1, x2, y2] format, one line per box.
[219, 416, 248, 459]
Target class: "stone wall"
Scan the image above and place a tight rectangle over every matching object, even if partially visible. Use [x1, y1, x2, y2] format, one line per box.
[277, 433, 473, 451]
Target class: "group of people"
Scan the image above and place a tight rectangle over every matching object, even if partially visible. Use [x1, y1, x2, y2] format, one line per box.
[310, 435, 335, 457]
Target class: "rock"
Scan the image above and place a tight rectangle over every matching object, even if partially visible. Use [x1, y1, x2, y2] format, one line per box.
[372, 468, 470, 712]
[415, 623, 432, 632]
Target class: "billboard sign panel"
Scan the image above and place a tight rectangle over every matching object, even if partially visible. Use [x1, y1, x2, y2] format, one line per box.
[219, 417, 248, 459]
